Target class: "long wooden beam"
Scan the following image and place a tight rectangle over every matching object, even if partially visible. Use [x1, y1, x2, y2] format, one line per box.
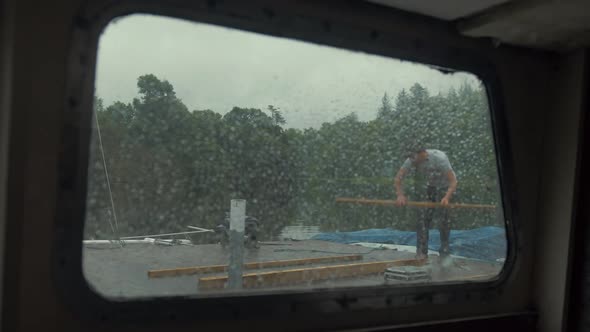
[148, 254, 363, 278]
[459, 273, 498, 281]
[198, 258, 426, 290]
[336, 197, 496, 210]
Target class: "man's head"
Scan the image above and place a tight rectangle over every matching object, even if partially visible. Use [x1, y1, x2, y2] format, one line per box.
[403, 139, 427, 163]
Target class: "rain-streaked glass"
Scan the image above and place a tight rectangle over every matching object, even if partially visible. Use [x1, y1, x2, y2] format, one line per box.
[83, 14, 507, 298]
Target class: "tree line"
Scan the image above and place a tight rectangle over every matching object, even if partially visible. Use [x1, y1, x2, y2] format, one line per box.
[85, 74, 503, 240]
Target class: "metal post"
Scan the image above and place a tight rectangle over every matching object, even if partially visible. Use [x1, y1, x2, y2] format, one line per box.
[228, 199, 246, 289]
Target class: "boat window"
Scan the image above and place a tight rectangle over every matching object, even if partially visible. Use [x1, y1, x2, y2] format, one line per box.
[83, 14, 507, 298]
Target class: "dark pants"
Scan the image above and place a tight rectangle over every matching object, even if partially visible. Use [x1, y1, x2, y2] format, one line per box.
[416, 186, 451, 258]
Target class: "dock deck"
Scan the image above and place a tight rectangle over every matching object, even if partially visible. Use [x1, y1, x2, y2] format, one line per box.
[83, 239, 502, 298]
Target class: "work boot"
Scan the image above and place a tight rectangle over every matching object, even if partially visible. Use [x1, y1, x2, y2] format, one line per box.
[415, 253, 428, 261]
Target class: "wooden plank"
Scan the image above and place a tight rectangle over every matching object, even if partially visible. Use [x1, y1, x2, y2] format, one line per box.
[443, 273, 498, 283]
[148, 254, 363, 278]
[336, 197, 497, 210]
[244, 254, 362, 270]
[198, 258, 426, 290]
[149, 264, 228, 278]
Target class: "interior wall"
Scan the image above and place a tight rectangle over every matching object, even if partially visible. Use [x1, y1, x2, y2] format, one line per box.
[0, 0, 571, 330]
[1, 0, 78, 330]
[532, 50, 586, 332]
[565, 49, 590, 332]
[0, 0, 15, 328]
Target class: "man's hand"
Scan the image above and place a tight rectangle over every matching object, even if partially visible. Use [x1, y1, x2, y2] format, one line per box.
[443, 170, 457, 207]
[396, 195, 408, 206]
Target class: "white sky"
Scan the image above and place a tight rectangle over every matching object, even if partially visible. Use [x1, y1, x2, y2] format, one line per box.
[95, 14, 480, 129]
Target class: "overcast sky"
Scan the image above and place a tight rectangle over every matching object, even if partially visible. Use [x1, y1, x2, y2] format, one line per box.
[95, 14, 480, 129]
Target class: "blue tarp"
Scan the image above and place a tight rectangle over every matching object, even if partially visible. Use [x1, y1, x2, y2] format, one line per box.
[311, 226, 507, 262]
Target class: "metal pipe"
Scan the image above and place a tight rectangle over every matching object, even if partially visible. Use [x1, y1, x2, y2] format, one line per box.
[187, 226, 214, 232]
[228, 199, 246, 290]
[119, 230, 210, 240]
[84, 238, 193, 245]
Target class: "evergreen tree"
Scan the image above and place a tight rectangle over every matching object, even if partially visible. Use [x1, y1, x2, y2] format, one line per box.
[86, 76, 502, 240]
[376, 92, 393, 119]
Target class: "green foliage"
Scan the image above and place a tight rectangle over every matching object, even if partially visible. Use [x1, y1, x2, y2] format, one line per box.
[85, 75, 503, 240]
[376, 93, 393, 119]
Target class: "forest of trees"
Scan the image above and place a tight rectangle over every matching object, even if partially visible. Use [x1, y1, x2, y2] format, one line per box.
[85, 74, 503, 240]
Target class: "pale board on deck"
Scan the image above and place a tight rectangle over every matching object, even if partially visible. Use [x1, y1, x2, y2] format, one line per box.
[148, 254, 363, 278]
[198, 258, 426, 290]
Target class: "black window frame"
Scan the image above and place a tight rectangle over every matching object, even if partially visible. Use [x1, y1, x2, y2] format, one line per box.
[53, 0, 518, 325]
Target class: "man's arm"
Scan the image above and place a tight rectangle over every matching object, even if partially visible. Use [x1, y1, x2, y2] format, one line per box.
[394, 167, 408, 206]
[441, 170, 457, 206]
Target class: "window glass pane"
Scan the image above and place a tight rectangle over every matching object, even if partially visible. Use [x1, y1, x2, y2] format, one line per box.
[84, 14, 507, 298]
